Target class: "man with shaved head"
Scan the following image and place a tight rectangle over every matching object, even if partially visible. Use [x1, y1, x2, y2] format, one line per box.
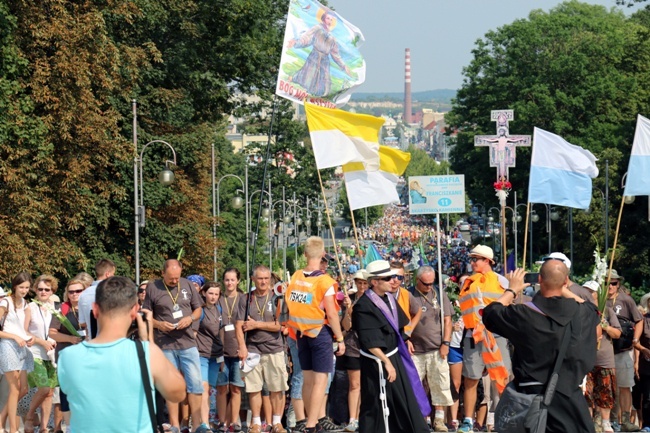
[482, 260, 600, 433]
[144, 259, 205, 433]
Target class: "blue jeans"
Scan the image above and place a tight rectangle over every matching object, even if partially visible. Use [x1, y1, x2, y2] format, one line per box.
[216, 356, 245, 388]
[288, 336, 303, 399]
[163, 346, 203, 394]
[200, 356, 223, 386]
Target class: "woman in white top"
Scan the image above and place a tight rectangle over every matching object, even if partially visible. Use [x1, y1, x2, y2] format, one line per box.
[24, 275, 59, 433]
[0, 272, 35, 433]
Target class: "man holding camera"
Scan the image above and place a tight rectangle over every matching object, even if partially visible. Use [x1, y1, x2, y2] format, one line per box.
[144, 259, 204, 433]
[58, 276, 186, 432]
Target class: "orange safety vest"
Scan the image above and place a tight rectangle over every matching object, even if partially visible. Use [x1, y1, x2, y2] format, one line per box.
[459, 271, 509, 393]
[285, 271, 335, 338]
[396, 287, 414, 335]
[459, 271, 504, 329]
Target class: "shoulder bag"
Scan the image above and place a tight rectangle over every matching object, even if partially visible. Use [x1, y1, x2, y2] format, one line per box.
[494, 303, 574, 433]
[135, 339, 164, 433]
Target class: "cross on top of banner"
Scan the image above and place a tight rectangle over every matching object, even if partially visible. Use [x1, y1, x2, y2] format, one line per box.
[474, 110, 531, 182]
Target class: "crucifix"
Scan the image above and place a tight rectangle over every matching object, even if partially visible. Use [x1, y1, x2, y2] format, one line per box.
[474, 110, 531, 182]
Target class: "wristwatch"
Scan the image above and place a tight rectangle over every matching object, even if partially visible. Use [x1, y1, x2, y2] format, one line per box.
[442, 341, 451, 346]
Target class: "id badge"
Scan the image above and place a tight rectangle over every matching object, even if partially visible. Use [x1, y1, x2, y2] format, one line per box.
[224, 324, 235, 332]
[172, 310, 184, 319]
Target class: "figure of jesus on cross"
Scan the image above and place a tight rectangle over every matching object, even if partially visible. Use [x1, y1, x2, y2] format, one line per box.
[474, 110, 531, 182]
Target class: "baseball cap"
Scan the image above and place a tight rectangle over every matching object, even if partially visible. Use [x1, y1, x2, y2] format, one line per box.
[240, 352, 261, 374]
[543, 252, 571, 270]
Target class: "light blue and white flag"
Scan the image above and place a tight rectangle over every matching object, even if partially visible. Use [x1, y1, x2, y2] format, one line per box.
[528, 127, 598, 209]
[623, 114, 650, 196]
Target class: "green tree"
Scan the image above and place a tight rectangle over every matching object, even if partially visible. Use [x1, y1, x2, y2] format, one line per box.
[447, 0, 650, 284]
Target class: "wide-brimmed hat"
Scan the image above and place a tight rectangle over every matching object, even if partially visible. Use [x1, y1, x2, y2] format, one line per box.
[240, 352, 261, 374]
[640, 292, 650, 308]
[582, 281, 600, 292]
[366, 260, 396, 278]
[544, 252, 572, 270]
[352, 270, 368, 281]
[469, 245, 494, 263]
[609, 269, 622, 280]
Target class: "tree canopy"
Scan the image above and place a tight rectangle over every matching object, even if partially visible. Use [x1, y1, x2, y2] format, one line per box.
[447, 0, 650, 287]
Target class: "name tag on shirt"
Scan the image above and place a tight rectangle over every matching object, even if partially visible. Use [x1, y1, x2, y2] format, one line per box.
[172, 310, 184, 319]
[224, 324, 235, 332]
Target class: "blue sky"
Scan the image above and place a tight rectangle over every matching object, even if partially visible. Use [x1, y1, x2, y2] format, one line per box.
[326, 0, 645, 92]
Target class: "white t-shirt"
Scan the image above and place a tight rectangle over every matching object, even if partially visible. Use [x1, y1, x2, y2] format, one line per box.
[28, 302, 53, 359]
[0, 297, 30, 341]
[77, 281, 99, 337]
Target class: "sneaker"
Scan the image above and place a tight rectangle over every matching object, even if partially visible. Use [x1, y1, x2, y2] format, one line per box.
[621, 421, 638, 432]
[602, 420, 614, 433]
[457, 420, 473, 433]
[318, 417, 343, 432]
[249, 425, 262, 433]
[639, 427, 650, 432]
[343, 420, 358, 432]
[263, 424, 273, 433]
[448, 420, 459, 432]
[306, 425, 325, 433]
[433, 418, 448, 432]
[293, 420, 307, 433]
[611, 421, 621, 432]
[232, 424, 242, 433]
[195, 423, 212, 433]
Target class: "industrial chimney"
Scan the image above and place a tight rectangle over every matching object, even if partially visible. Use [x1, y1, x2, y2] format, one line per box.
[404, 48, 412, 124]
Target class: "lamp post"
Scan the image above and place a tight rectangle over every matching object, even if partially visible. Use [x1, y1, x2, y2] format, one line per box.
[531, 204, 559, 255]
[216, 165, 248, 289]
[133, 100, 177, 285]
[589, 188, 609, 256]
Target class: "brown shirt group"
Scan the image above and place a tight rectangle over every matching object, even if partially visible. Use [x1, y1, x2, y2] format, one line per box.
[410, 287, 453, 353]
[238, 291, 283, 355]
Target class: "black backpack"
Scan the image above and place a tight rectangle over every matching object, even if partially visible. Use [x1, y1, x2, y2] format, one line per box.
[613, 315, 635, 354]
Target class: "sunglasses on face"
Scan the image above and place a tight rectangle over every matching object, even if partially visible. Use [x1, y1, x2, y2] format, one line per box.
[609, 281, 619, 286]
[37, 288, 52, 292]
[470, 257, 484, 263]
[138, 288, 146, 293]
[68, 289, 84, 295]
[391, 275, 405, 281]
[376, 276, 393, 282]
[418, 279, 434, 287]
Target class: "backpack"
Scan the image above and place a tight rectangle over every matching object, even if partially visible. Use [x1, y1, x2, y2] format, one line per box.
[613, 315, 635, 354]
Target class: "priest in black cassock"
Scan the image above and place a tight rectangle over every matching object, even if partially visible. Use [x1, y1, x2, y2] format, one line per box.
[351, 260, 430, 433]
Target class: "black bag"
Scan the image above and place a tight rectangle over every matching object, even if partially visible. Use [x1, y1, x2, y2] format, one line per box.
[613, 315, 634, 354]
[135, 340, 164, 433]
[495, 303, 573, 433]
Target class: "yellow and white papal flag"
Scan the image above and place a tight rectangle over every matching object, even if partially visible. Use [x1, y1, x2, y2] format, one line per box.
[343, 146, 411, 210]
[305, 103, 382, 170]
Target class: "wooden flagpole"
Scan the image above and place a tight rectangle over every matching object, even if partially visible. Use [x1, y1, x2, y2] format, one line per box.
[605, 198, 626, 288]
[522, 202, 530, 270]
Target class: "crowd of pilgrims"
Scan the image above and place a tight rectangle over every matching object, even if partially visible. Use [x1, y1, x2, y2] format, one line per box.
[1, 204, 650, 433]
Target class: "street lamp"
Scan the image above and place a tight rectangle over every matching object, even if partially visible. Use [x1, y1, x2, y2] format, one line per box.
[532, 204, 559, 255]
[216, 165, 248, 288]
[133, 100, 177, 285]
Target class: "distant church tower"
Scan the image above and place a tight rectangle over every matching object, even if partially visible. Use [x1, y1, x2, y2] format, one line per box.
[404, 48, 412, 124]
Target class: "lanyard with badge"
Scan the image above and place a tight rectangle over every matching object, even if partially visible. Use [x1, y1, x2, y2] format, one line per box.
[254, 292, 271, 320]
[164, 282, 184, 319]
[223, 293, 238, 332]
[416, 288, 439, 312]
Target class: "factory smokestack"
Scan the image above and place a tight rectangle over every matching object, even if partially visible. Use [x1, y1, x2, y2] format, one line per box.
[404, 48, 412, 124]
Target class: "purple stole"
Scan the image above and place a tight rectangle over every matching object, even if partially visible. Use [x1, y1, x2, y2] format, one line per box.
[365, 289, 431, 417]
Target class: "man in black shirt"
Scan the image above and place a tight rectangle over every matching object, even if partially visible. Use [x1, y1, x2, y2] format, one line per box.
[483, 259, 600, 433]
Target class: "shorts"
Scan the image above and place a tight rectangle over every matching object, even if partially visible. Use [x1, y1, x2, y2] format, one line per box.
[586, 367, 617, 409]
[298, 326, 334, 373]
[615, 350, 635, 388]
[448, 346, 463, 365]
[462, 335, 512, 380]
[413, 351, 453, 406]
[216, 356, 245, 388]
[337, 355, 360, 371]
[27, 358, 58, 389]
[288, 337, 303, 400]
[163, 346, 203, 394]
[243, 351, 289, 393]
[200, 356, 224, 386]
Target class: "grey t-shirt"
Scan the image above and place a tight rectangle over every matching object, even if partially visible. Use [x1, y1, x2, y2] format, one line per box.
[218, 292, 247, 358]
[410, 287, 453, 353]
[143, 278, 203, 350]
[608, 291, 643, 323]
[196, 304, 224, 359]
[238, 291, 283, 355]
[570, 282, 594, 303]
[596, 307, 621, 369]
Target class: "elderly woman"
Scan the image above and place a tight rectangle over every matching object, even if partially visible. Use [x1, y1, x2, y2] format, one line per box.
[23, 275, 59, 433]
[49, 278, 86, 433]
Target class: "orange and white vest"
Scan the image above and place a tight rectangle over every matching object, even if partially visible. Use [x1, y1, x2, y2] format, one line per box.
[285, 271, 335, 338]
[396, 287, 415, 335]
[459, 271, 504, 329]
